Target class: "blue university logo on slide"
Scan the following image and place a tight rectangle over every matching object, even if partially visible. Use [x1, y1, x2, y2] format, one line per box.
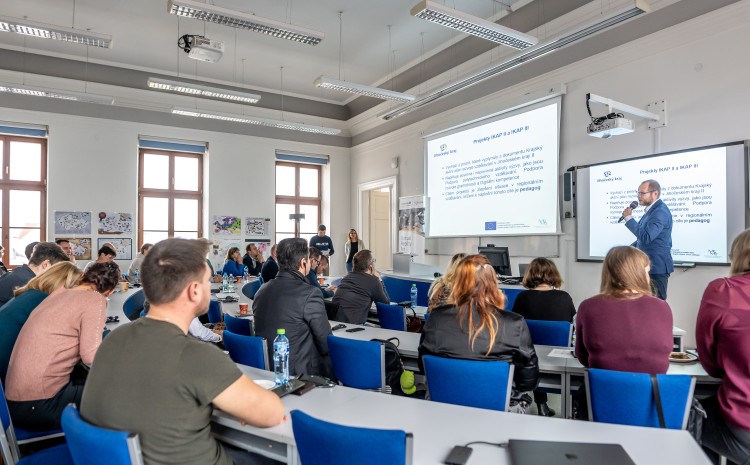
[485, 221, 496, 231]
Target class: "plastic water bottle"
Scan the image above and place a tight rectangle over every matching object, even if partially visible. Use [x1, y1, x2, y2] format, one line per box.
[410, 284, 418, 308]
[273, 329, 290, 385]
[228, 275, 235, 293]
[134, 268, 140, 286]
[222, 273, 229, 293]
[243, 266, 249, 283]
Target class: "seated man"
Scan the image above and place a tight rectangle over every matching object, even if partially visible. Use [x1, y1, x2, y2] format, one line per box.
[80, 239, 285, 465]
[260, 244, 279, 282]
[253, 238, 333, 378]
[332, 250, 389, 325]
[306, 247, 336, 299]
[0, 242, 70, 306]
[242, 243, 264, 276]
[83, 244, 116, 273]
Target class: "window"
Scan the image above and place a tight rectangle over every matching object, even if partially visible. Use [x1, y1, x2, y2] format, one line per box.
[275, 161, 321, 244]
[138, 148, 203, 246]
[0, 135, 47, 267]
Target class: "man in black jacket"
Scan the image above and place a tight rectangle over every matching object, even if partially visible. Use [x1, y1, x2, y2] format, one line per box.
[260, 244, 278, 282]
[252, 238, 333, 378]
[242, 243, 264, 276]
[332, 250, 389, 324]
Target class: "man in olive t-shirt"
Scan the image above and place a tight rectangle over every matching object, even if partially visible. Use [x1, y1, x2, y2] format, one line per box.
[81, 239, 285, 465]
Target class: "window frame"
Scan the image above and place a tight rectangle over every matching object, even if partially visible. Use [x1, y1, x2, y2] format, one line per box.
[137, 148, 203, 246]
[275, 161, 321, 239]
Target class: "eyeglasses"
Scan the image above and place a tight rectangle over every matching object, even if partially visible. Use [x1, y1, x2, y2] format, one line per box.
[636, 190, 655, 196]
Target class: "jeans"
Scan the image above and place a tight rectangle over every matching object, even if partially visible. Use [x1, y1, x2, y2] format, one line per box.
[346, 262, 353, 273]
[650, 273, 670, 300]
[701, 395, 750, 465]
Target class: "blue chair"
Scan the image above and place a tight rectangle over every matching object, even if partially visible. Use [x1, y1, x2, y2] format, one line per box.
[224, 314, 252, 336]
[380, 277, 430, 307]
[241, 279, 262, 300]
[423, 355, 514, 411]
[524, 319, 572, 347]
[207, 300, 223, 324]
[291, 410, 413, 465]
[0, 382, 72, 465]
[61, 405, 143, 465]
[327, 336, 387, 392]
[586, 368, 695, 429]
[223, 331, 269, 370]
[376, 302, 406, 331]
[123, 290, 146, 321]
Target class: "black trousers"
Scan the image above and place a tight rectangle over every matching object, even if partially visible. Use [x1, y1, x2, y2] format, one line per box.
[650, 273, 670, 300]
[701, 395, 750, 465]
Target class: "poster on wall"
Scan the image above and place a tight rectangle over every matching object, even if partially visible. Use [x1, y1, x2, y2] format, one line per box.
[212, 215, 242, 236]
[97, 212, 133, 235]
[398, 196, 426, 256]
[54, 211, 91, 235]
[210, 239, 243, 273]
[98, 238, 132, 260]
[245, 217, 270, 237]
[58, 237, 92, 261]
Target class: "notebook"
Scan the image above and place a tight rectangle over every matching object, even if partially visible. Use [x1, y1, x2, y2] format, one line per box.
[508, 439, 636, 465]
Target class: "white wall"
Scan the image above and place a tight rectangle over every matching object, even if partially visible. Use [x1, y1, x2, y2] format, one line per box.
[350, 2, 750, 347]
[0, 107, 351, 275]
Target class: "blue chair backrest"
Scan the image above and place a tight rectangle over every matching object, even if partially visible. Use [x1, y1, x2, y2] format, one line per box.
[62, 405, 143, 465]
[376, 302, 406, 331]
[123, 290, 146, 321]
[586, 368, 695, 429]
[524, 319, 572, 347]
[0, 381, 17, 463]
[423, 355, 514, 411]
[224, 314, 252, 336]
[207, 300, 223, 324]
[502, 288, 523, 310]
[327, 336, 385, 391]
[291, 410, 412, 465]
[381, 277, 429, 307]
[223, 331, 268, 370]
[241, 280, 262, 300]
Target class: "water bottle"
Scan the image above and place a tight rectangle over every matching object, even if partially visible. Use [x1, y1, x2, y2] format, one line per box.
[134, 268, 140, 286]
[243, 266, 249, 283]
[273, 329, 290, 385]
[222, 273, 229, 293]
[228, 275, 235, 293]
[410, 284, 418, 308]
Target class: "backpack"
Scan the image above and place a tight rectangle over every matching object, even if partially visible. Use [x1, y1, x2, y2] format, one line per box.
[370, 337, 405, 396]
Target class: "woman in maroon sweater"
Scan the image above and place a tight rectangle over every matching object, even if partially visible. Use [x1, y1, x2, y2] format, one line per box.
[696, 229, 750, 464]
[575, 246, 673, 374]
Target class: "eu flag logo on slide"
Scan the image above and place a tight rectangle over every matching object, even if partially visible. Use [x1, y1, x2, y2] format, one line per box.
[485, 221, 496, 231]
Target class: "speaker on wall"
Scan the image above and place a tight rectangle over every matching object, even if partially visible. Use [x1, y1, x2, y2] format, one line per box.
[562, 169, 576, 218]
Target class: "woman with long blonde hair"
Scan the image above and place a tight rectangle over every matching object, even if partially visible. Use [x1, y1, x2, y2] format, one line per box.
[427, 252, 466, 312]
[418, 255, 539, 394]
[344, 229, 365, 273]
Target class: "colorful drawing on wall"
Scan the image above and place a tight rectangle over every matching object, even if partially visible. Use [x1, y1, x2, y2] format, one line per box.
[54, 211, 91, 235]
[58, 237, 93, 261]
[98, 238, 132, 260]
[212, 215, 241, 236]
[210, 239, 243, 272]
[245, 217, 270, 237]
[97, 212, 133, 235]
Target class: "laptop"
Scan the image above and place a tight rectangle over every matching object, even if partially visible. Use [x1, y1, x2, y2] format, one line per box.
[508, 439, 636, 465]
[518, 263, 529, 278]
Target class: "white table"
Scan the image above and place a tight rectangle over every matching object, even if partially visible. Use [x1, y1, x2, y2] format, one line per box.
[211, 364, 711, 465]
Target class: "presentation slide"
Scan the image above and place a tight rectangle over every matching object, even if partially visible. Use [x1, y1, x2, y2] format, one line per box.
[426, 100, 560, 237]
[576, 143, 746, 264]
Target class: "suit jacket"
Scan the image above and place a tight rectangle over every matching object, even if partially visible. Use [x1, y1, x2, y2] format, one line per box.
[625, 198, 674, 274]
[252, 271, 333, 378]
[242, 254, 263, 276]
[260, 257, 279, 282]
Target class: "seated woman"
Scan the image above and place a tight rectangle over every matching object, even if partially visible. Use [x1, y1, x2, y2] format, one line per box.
[0, 261, 82, 384]
[427, 252, 466, 312]
[5, 262, 120, 431]
[419, 255, 539, 400]
[575, 246, 673, 373]
[511, 257, 576, 417]
[221, 247, 245, 277]
[696, 229, 750, 464]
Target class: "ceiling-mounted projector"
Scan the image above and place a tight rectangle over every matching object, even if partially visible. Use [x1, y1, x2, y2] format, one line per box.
[178, 34, 224, 63]
[587, 117, 634, 139]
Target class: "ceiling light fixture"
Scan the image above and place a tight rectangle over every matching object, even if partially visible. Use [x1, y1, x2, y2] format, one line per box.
[166, 0, 324, 46]
[171, 107, 341, 135]
[147, 77, 260, 103]
[314, 76, 415, 103]
[0, 15, 112, 48]
[0, 82, 114, 104]
[410, 0, 537, 49]
[382, 0, 651, 121]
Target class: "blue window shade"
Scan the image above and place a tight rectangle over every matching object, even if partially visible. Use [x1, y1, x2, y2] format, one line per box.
[139, 138, 206, 154]
[275, 152, 328, 165]
[0, 125, 47, 137]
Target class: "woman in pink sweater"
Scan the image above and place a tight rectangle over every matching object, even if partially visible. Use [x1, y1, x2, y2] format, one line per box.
[6, 262, 120, 430]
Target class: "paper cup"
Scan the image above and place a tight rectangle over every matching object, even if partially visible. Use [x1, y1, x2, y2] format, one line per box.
[119, 281, 129, 292]
[239, 303, 249, 316]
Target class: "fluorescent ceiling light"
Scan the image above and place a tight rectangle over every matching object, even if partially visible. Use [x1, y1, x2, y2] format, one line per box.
[314, 76, 415, 103]
[148, 78, 260, 104]
[167, 0, 324, 46]
[0, 82, 114, 105]
[172, 107, 341, 135]
[0, 15, 112, 48]
[382, 0, 651, 121]
[410, 0, 537, 49]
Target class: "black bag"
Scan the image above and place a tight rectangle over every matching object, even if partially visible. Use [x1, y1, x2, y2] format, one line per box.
[371, 337, 405, 396]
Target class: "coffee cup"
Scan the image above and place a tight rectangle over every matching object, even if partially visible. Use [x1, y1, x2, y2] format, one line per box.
[318, 277, 325, 285]
[239, 303, 249, 316]
[119, 281, 129, 292]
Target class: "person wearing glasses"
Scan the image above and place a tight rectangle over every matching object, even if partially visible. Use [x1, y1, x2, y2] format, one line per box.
[621, 179, 673, 300]
[306, 247, 335, 298]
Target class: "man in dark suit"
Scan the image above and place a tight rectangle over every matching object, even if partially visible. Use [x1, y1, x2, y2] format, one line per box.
[622, 179, 673, 300]
[252, 238, 333, 378]
[260, 244, 279, 282]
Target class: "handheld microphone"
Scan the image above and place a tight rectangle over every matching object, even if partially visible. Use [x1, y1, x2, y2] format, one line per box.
[618, 201, 638, 223]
